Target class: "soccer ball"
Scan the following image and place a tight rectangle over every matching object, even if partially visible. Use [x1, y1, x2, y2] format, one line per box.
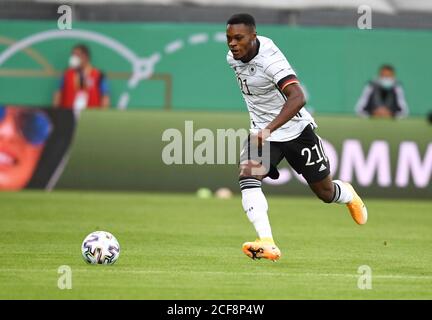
[215, 187, 233, 199]
[81, 231, 120, 265]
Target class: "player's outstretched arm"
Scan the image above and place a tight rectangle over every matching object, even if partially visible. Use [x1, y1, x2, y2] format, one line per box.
[265, 83, 306, 134]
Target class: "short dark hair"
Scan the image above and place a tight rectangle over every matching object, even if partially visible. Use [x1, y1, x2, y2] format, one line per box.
[73, 44, 90, 59]
[227, 13, 256, 28]
[380, 64, 395, 73]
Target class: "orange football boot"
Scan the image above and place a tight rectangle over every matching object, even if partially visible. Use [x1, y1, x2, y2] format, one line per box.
[345, 183, 368, 225]
[242, 239, 281, 261]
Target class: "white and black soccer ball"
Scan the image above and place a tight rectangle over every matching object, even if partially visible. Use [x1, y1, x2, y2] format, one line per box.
[81, 231, 120, 265]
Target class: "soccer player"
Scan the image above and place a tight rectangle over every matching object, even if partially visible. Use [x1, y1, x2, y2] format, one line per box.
[226, 14, 368, 261]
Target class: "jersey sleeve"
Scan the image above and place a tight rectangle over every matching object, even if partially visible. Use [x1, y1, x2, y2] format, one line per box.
[264, 52, 299, 90]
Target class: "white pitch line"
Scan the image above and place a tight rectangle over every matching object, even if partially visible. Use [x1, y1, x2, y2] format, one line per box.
[1, 268, 432, 280]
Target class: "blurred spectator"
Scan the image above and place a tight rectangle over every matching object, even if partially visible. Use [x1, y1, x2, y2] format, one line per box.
[355, 65, 409, 118]
[53, 44, 110, 110]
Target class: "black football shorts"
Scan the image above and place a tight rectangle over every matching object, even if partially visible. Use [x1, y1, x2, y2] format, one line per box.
[239, 123, 331, 183]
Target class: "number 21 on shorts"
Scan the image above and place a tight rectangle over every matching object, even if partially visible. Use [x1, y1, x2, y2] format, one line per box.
[301, 141, 327, 166]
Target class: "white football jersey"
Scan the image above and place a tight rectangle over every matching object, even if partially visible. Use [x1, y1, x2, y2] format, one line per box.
[227, 35, 316, 141]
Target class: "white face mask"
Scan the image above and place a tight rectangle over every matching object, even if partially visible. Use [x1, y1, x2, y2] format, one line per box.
[379, 77, 395, 89]
[69, 55, 81, 68]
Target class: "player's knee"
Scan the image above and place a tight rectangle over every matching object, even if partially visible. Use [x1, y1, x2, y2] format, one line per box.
[239, 163, 263, 180]
[238, 166, 263, 188]
[238, 173, 263, 181]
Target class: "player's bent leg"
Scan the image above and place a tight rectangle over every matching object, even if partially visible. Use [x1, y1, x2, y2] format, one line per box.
[239, 162, 281, 261]
[308, 175, 334, 203]
[309, 176, 368, 225]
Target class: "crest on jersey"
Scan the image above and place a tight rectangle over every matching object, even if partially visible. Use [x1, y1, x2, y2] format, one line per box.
[248, 63, 257, 75]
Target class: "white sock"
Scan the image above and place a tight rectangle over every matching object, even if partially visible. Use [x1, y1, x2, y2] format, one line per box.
[241, 187, 273, 240]
[332, 180, 354, 204]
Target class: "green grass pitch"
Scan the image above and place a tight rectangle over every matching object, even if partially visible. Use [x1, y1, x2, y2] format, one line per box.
[0, 191, 431, 299]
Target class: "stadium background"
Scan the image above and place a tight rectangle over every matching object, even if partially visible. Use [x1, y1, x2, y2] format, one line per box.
[1, 21, 431, 115]
[0, 0, 430, 198]
[0, 0, 431, 300]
